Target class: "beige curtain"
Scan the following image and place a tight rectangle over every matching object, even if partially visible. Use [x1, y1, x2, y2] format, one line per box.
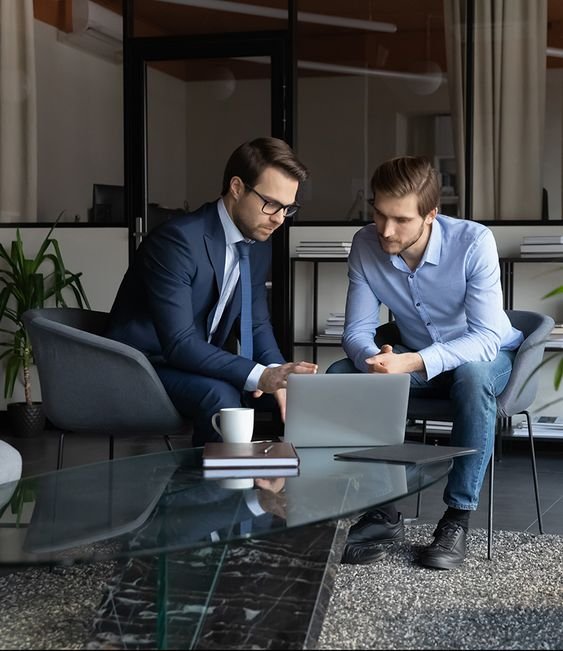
[0, 0, 37, 221]
[472, 0, 546, 220]
[444, 2, 467, 219]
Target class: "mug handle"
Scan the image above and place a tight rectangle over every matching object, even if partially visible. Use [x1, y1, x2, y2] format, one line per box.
[211, 412, 222, 436]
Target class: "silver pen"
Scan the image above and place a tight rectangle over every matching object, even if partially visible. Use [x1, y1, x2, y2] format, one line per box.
[263, 444, 274, 455]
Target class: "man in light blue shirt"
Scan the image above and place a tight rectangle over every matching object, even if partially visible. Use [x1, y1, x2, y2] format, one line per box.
[330, 156, 523, 569]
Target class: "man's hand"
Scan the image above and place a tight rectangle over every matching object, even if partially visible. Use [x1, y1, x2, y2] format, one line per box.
[257, 361, 317, 394]
[365, 344, 424, 374]
[256, 477, 287, 519]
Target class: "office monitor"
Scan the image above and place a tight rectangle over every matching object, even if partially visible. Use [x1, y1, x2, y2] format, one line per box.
[91, 183, 124, 224]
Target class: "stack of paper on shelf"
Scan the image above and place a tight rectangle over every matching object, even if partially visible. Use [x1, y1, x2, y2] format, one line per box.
[413, 419, 453, 433]
[547, 323, 563, 348]
[520, 235, 563, 258]
[514, 415, 563, 438]
[316, 312, 345, 341]
[295, 241, 352, 257]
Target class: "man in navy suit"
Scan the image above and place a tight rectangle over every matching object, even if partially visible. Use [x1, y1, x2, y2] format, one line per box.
[106, 138, 317, 445]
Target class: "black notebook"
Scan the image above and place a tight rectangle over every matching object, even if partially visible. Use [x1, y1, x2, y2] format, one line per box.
[334, 443, 477, 465]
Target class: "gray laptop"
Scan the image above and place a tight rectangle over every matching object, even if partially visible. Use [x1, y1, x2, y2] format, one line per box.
[284, 373, 411, 447]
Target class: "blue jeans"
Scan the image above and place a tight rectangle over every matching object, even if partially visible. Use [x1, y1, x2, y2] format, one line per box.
[327, 350, 515, 511]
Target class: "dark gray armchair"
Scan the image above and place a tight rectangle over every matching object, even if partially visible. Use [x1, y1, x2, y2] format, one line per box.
[23, 308, 188, 469]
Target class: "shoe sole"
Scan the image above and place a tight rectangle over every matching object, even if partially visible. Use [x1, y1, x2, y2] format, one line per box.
[419, 555, 464, 570]
[341, 538, 405, 565]
[341, 546, 389, 565]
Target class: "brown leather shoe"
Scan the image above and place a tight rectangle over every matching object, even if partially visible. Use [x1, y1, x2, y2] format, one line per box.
[341, 510, 405, 565]
[419, 519, 467, 570]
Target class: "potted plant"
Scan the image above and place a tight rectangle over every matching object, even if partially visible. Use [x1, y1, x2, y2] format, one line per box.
[0, 217, 90, 436]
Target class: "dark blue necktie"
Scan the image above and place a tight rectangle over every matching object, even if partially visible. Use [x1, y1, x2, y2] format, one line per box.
[236, 241, 253, 360]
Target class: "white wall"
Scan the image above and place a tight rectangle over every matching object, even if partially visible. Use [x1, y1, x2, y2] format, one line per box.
[35, 20, 123, 222]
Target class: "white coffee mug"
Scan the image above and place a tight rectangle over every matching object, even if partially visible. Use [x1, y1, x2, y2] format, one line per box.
[211, 407, 254, 443]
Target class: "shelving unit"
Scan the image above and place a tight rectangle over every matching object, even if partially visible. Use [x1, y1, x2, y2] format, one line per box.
[290, 257, 348, 364]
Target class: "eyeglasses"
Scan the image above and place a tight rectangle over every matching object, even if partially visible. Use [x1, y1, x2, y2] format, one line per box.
[244, 184, 300, 218]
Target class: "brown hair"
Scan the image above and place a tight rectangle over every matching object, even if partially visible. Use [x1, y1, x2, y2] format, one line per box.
[370, 156, 440, 217]
[222, 137, 309, 195]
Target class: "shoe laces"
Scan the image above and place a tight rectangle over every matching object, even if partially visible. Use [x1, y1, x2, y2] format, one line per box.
[433, 520, 463, 550]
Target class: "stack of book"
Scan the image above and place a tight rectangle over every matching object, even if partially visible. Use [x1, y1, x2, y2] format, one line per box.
[202, 441, 300, 478]
[316, 312, 345, 342]
[412, 419, 453, 433]
[547, 323, 563, 349]
[519, 235, 563, 258]
[514, 416, 563, 438]
[295, 241, 352, 258]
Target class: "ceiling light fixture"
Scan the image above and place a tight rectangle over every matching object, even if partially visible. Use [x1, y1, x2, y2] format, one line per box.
[161, 0, 397, 33]
[234, 56, 446, 84]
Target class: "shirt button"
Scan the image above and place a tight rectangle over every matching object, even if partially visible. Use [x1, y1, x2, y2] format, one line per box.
[426, 322, 431, 326]
[409, 274, 414, 279]
[416, 303, 420, 307]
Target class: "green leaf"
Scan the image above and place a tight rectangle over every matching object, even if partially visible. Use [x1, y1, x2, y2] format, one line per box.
[543, 285, 563, 299]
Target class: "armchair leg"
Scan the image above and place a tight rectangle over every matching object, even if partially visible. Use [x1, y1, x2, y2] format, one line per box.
[524, 411, 544, 534]
[109, 436, 115, 461]
[487, 435, 495, 561]
[164, 435, 174, 451]
[414, 421, 428, 519]
[57, 432, 65, 471]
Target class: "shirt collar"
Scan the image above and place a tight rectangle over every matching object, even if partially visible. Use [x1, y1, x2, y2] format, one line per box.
[422, 215, 442, 266]
[217, 198, 254, 246]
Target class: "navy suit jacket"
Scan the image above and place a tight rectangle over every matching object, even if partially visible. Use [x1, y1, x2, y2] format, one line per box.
[106, 202, 285, 390]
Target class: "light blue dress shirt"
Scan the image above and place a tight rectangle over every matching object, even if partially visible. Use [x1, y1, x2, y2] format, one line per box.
[342, 215, 523, 380]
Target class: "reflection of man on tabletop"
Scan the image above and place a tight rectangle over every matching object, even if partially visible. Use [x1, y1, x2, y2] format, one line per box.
[330, 156, 522, 569]
[106, 138, 317, 445]
[129, 475, 287, 549]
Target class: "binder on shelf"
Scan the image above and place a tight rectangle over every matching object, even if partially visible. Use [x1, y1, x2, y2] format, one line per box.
[520, 244, 563, 253]
[295, 252, 349, 258]
[522, 235, 563, 245]
[519, 252, 563, 258]
[298, 241, 352, 247]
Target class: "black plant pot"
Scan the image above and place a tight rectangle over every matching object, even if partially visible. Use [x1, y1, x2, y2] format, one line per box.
[7, 402, 46, 438]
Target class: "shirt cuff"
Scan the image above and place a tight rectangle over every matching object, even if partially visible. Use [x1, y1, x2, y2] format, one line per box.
[418, 346, 443, 380]
[243, 363, 281, 392]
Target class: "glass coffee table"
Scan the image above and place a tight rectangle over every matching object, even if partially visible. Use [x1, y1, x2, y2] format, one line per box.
[0, 446, 452, 648]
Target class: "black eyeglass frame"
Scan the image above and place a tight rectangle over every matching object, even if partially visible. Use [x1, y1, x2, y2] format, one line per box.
[244, 183, 300, 218]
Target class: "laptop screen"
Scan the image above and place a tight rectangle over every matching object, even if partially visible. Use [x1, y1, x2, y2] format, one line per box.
[284, 373, 410, 447]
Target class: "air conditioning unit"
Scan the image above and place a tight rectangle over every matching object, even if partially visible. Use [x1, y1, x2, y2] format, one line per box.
[57, 0, 123, 64]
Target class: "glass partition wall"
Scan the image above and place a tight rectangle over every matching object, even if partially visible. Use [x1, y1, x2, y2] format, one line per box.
[120, 0, 563, 226]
